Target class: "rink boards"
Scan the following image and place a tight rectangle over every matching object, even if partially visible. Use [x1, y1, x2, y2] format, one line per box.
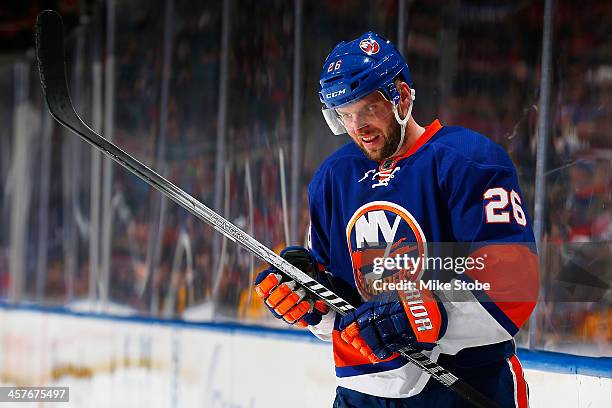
[0, 305, 610, 408]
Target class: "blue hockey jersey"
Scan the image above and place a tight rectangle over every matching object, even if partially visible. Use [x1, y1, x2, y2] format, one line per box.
[306, 120, 539, 398]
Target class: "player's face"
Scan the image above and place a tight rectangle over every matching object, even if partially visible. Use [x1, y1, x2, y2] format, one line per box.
[336, 91, 400, 161]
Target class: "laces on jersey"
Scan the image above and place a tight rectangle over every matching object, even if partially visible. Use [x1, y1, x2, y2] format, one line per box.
[358, 167, 401, 188]
[372, 167, 400, 188]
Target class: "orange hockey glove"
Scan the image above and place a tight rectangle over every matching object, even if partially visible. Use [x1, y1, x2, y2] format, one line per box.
[255, 246, 330, 327]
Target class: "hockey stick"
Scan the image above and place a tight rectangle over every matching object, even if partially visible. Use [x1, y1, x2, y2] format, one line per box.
[34, 10, 500, 408]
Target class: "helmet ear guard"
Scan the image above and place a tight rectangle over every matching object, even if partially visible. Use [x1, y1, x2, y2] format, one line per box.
[384, 81, 401, 106]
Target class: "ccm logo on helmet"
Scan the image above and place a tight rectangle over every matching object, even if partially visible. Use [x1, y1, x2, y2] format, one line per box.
[325, 88, 346, 99]
[359, 38, 380, 55]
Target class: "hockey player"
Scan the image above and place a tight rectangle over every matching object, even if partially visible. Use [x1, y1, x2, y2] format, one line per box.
[255, 31, 539, 407]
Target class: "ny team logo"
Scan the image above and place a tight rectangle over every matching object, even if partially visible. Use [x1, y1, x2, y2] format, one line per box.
[359, 38, 380, 55]
[346, 201, 427, 300]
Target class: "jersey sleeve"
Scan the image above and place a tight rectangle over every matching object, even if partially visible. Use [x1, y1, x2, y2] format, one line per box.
[433, 142, 539, 354]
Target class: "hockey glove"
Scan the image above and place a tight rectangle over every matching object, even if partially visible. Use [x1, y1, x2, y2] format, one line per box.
[338, 288, 446, 363]
[255, 246, 330, 327]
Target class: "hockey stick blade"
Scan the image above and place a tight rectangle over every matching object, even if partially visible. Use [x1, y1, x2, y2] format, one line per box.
[34, 10, 500, 408]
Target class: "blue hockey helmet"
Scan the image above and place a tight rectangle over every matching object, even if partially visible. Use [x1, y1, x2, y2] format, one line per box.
[319, 31, 413, 135]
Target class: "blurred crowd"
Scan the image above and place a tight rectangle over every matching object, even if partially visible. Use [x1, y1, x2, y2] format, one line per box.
[0, 0, 610, 355]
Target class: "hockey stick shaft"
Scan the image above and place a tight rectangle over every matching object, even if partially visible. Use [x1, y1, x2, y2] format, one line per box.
[34, 10, 499, 408]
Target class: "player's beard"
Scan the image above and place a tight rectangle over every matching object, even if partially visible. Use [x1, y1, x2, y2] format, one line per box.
[358, 122, 402, 162]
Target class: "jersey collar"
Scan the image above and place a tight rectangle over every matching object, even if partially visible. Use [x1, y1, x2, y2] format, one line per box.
[378, 119, 442, 172]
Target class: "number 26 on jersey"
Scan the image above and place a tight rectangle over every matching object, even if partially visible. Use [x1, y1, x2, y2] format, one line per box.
[483, 187, 527, 226]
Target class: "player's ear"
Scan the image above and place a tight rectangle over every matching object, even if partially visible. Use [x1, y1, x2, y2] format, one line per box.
[396, 80, 412, 117]
[402, 82, 412, 103]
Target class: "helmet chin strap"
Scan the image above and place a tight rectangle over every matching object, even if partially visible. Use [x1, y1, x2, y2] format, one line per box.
[389, 88, 415, 158]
